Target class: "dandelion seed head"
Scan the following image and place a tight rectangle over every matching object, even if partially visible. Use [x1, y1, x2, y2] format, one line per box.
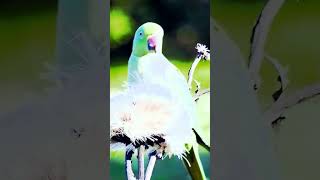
[110, 81, 194, 158]
[195, 43, 210, 61]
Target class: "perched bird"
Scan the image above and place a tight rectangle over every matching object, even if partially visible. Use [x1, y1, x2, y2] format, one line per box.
[110, 22, 206, 179]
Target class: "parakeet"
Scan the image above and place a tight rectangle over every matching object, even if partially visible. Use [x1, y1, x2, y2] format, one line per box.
[127, 22, 196, 135]
[110, 22, 206, 179]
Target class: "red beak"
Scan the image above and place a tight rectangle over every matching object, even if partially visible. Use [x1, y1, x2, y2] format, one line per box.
[147, 36, 157, 51]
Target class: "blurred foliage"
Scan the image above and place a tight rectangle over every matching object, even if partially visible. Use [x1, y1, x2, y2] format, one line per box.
[110, 8, 133, 47]
[0, 11, 56, 86]
[0, 0, 57, 16]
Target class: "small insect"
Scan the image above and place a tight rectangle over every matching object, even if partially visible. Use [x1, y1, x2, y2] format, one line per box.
[70, 128, 85, 139]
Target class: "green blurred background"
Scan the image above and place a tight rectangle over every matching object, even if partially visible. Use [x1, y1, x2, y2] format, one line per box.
[0, 0, 57, 113]
[1, 0, 320, 179]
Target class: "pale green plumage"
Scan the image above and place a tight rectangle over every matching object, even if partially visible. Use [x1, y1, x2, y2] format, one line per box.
[127, 22, 206, 180]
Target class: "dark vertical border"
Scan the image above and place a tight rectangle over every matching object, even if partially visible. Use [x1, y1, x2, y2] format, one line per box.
[209, 14, 215, 179]
[209, 5, 214, 180]
[106, 0, 111, 178]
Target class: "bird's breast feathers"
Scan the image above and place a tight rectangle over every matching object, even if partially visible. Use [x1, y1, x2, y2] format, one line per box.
[129, 53, 186, 85]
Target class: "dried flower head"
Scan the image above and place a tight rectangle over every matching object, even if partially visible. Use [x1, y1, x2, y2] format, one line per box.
[110, 81, 194, 158]
[195, 43, 210, 61]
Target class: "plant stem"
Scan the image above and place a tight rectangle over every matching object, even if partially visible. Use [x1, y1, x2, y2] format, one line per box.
[187, 55, 202, 89]
[248, 0, 285, 90]
[145, 152, 157, 180]
[138, 146, 145, 180]
[125, 149, 136, 180]
[182, 144, 206, 180]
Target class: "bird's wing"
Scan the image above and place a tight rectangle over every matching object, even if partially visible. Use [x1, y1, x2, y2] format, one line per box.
[141, 54, 189, 96]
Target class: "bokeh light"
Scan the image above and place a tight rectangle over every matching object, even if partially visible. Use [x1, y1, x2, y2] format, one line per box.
[110, 8, 133, 47]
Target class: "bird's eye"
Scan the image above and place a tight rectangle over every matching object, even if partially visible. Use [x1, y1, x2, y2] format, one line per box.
[138, 32, 143, 39]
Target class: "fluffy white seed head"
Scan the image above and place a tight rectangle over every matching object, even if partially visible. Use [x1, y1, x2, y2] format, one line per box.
[110, 81, 194, 158]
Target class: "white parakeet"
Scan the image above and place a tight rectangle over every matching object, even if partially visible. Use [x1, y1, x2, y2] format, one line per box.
[110, 22, 206, 179]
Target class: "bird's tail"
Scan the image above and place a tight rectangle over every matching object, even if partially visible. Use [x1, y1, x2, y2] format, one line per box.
[182, 142, 207, 180]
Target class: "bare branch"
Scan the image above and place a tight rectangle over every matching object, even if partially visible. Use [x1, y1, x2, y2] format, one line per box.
[188, 56, 202, 89]
[193, 89, 210, 102]
[194, 79, 201, 94]
[265, 54, 289, 101]
[125, 149, 136, 180]
[192, 79, 210, 102]
[248, 0, 286, 90]
[266, 54, 289, 90]
[263, 83, 320, 125]
[137, 146, 145, 180]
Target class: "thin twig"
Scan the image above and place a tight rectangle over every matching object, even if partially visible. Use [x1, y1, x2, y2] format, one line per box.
[265, 54, 289, 101]
[248, 0, 286, 90]
[265, 54, 289, 90]
[263, 83, 320, 125]
[248, 1, 319, 128]
[194, 79, 201, 94]
[145, 151, 158, 180]
[125, 148, 136, 180]
[193, 79, 210, 102]
[187, 56, 202, 89]
[194, 89, 210, 102]
[137, 146, 145, 180]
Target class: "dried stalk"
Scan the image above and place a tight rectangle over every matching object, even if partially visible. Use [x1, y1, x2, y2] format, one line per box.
[248, 0, 286, 90]
[263, 83, 320, 125]
[189, 43, 211, 101]
[145, 151, 159, 180]
[265, 54, 289, 90]
[194, 88, 210, 102]
[247, 1, 320, 128]
[193, 79, 210, 102]
[187, 56, 202, 89]
[138, 146, 145, 180]
[261, 56, 320, 127]
[265, 54, 289, 101]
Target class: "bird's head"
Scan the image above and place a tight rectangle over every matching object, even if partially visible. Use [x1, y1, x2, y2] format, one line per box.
[132, 22, 164, 57]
